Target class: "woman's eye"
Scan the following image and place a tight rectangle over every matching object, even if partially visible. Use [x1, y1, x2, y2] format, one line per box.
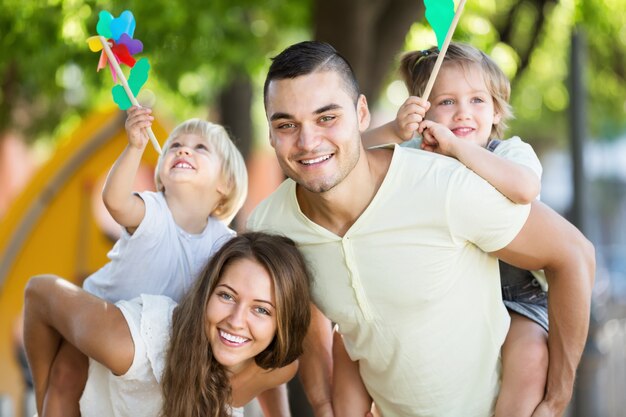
[254, 306, 271, 316]
[471, 97, 485, 103]
[218, 292, 234, 301]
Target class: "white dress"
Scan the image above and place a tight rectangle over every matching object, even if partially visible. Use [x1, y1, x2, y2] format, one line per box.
[78, 294, 244, 417]
[79, 295, 173, 417]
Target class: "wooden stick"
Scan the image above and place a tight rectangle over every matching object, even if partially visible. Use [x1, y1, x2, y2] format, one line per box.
[99, 36, 162, 155]
[422, 0, 468, 102]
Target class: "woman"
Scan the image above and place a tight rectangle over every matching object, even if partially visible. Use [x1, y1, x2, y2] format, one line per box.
[24, 232, 312, 417]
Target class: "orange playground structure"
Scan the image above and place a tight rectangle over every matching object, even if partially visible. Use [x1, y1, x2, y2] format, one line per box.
[0, 108, 168, 414]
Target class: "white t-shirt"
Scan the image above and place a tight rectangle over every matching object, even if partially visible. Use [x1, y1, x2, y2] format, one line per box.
[83, 191, 234, 302]
[248, 145, 530, 416]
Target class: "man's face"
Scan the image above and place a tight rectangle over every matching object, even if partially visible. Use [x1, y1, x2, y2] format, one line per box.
[265, 70, 370, 194]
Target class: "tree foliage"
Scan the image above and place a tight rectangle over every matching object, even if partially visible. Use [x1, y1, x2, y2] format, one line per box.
[0, 0, 309, 144]
[400, 0, 626, 144]
[1, 0, 624, 148]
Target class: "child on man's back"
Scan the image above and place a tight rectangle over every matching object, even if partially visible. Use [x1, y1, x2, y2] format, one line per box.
[333, 43, 549, 417]
[35, 106, 248, 417]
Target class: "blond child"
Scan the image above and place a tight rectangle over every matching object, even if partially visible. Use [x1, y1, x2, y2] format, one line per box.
[37, 106, 248, 417]
[335, 43, 549, 417]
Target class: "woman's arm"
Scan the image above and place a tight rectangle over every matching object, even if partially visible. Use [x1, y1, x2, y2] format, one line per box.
[255, 359, 298, 417]
[23, 275, 135, 413]
[298, 305, 334, 417]
[256, 384, 291, 417]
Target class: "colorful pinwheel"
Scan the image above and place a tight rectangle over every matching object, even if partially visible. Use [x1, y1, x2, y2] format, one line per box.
[87, 10, 161, 154]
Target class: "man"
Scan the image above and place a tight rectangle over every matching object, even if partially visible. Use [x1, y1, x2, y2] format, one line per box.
[248, 41, 595, 416]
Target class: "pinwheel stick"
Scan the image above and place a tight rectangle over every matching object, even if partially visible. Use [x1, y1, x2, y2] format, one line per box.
[99, 36, 162, 155]
[422, 0, 467, 102]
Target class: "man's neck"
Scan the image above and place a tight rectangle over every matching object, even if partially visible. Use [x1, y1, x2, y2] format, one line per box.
[297, 148, 392, 237]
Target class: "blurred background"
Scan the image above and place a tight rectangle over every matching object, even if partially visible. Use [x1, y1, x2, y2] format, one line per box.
[0, 0, 624, 416]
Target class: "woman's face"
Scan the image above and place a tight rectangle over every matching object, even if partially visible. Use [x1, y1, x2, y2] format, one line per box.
[205, 257, 278, 373]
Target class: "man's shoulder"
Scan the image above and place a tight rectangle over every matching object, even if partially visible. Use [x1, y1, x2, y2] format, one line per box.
[386, 144, 466, 178]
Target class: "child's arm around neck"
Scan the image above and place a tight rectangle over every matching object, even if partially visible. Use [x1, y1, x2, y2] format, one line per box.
[362, 96, 429, 149]
[418, 120, 541, 204]
[447, 137, 541, 205]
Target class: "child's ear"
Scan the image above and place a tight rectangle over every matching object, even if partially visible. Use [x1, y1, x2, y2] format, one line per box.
[216, 178, 229, 197]
[493, 111, 502, 125]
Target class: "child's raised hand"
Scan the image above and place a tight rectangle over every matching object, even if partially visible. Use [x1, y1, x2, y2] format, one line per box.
[393, 96, 430, 141]
[125, 106, 154, 150]
[418, 120, 459, 156]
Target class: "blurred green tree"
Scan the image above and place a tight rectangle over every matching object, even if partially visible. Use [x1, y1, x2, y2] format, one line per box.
[1, 0, 624, 154]
[0, 0, 310, 153]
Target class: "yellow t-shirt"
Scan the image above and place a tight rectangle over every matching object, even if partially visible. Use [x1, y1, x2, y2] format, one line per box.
[248, 146, 530, 416]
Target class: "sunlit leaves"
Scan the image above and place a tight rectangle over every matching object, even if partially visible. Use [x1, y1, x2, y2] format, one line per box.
[0, 0, 310, 143]
[400, 0, 626, 144]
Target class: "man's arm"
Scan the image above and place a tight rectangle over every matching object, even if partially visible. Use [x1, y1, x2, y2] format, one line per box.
[332, 330, 373, 417]
[492, 201, 595, 415]
[299, 304, 334, 417]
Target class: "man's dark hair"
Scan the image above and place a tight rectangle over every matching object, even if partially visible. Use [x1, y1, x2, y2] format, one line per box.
[263, 41, 361, 107]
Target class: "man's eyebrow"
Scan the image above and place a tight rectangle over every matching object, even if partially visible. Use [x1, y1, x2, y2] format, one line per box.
[270, 112, 293, 122]
[270, 104, 343, 122]
[315, 104, 342, 114]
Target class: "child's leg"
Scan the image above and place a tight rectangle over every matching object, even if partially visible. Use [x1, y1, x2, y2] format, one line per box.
[332, 329, 373, 417]
[495, 312, 548, 417]
[42, 340, 88, 417]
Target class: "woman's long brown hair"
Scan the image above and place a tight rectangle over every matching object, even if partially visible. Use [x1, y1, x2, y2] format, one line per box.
[160, 232, 312, 417]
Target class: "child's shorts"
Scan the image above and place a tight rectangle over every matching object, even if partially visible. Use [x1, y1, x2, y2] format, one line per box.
[500, 262, 549, 332]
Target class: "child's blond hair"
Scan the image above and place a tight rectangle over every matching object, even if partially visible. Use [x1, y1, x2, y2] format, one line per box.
[399, 42, 513, 139]
[154, 119, 248, 224]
